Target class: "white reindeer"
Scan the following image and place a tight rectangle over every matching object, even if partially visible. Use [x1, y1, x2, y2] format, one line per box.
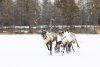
[58, 30, 80, 55]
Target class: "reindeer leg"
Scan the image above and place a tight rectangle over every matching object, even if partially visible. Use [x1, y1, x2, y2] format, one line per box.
[71, 44, 75, 52]
[54, 40, 57, 52]
[68, 43, 71, 52]
[66, 46, 68, 53]
[49, 41, 52, 55]
[46, 43, 49, 50]
[61, 44, 66, 56]
[66, 43, 69, 53]
[75, 39, 80, 48]
[77, 42, 80, 48]
[55, 41, 61, 53]
[55, 39, 58, 48]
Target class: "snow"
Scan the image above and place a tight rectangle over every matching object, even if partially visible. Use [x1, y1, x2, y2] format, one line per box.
[0, 34, 100, 67]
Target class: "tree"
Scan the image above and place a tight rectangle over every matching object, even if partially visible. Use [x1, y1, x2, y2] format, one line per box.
[41, 0, 52, 25]
[16, 0, 39, 32]
[92, 0, 100, 25]
[56, 0, 80, 30]
[56, 0, 79, 24]
[0, 0, 15, 26]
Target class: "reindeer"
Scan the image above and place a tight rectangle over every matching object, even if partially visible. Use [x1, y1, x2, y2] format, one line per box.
[41, 30, 58, 55]
[41, 29, 80, 55]
[60, 30, 80, 55]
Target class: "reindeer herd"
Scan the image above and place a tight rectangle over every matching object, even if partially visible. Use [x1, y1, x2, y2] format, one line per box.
[41, 29, 80, 56]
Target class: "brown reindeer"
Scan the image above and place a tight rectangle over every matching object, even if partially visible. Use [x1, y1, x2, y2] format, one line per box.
[41, 30, 58, 55]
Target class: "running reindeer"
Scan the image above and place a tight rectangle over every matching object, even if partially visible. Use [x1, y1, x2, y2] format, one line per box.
[41, 30, 58, 55]
[58, 29, 80, 55]
[41, 29, 80, 55]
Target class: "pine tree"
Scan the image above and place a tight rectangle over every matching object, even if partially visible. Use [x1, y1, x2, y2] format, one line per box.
[16, 0, 39, 32]
[0, 0, 15, 26]
[93, 0, 100, 25]
[56, 0, 79, 30]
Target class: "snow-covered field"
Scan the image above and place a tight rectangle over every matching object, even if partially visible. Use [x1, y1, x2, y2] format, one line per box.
[0, 34, 100, 67]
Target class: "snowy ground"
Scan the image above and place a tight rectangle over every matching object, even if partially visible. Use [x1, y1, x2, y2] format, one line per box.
[0, 34, 100, 67]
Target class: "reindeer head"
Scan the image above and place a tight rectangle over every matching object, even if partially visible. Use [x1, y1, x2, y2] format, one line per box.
[59, 30, 64, 36]
[41, 30, 47, 39]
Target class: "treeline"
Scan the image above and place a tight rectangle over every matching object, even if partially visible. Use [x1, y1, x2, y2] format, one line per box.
[0, 0, 100, 27]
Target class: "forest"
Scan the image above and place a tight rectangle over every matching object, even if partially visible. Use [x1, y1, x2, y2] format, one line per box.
[0, 0, 100, 33]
